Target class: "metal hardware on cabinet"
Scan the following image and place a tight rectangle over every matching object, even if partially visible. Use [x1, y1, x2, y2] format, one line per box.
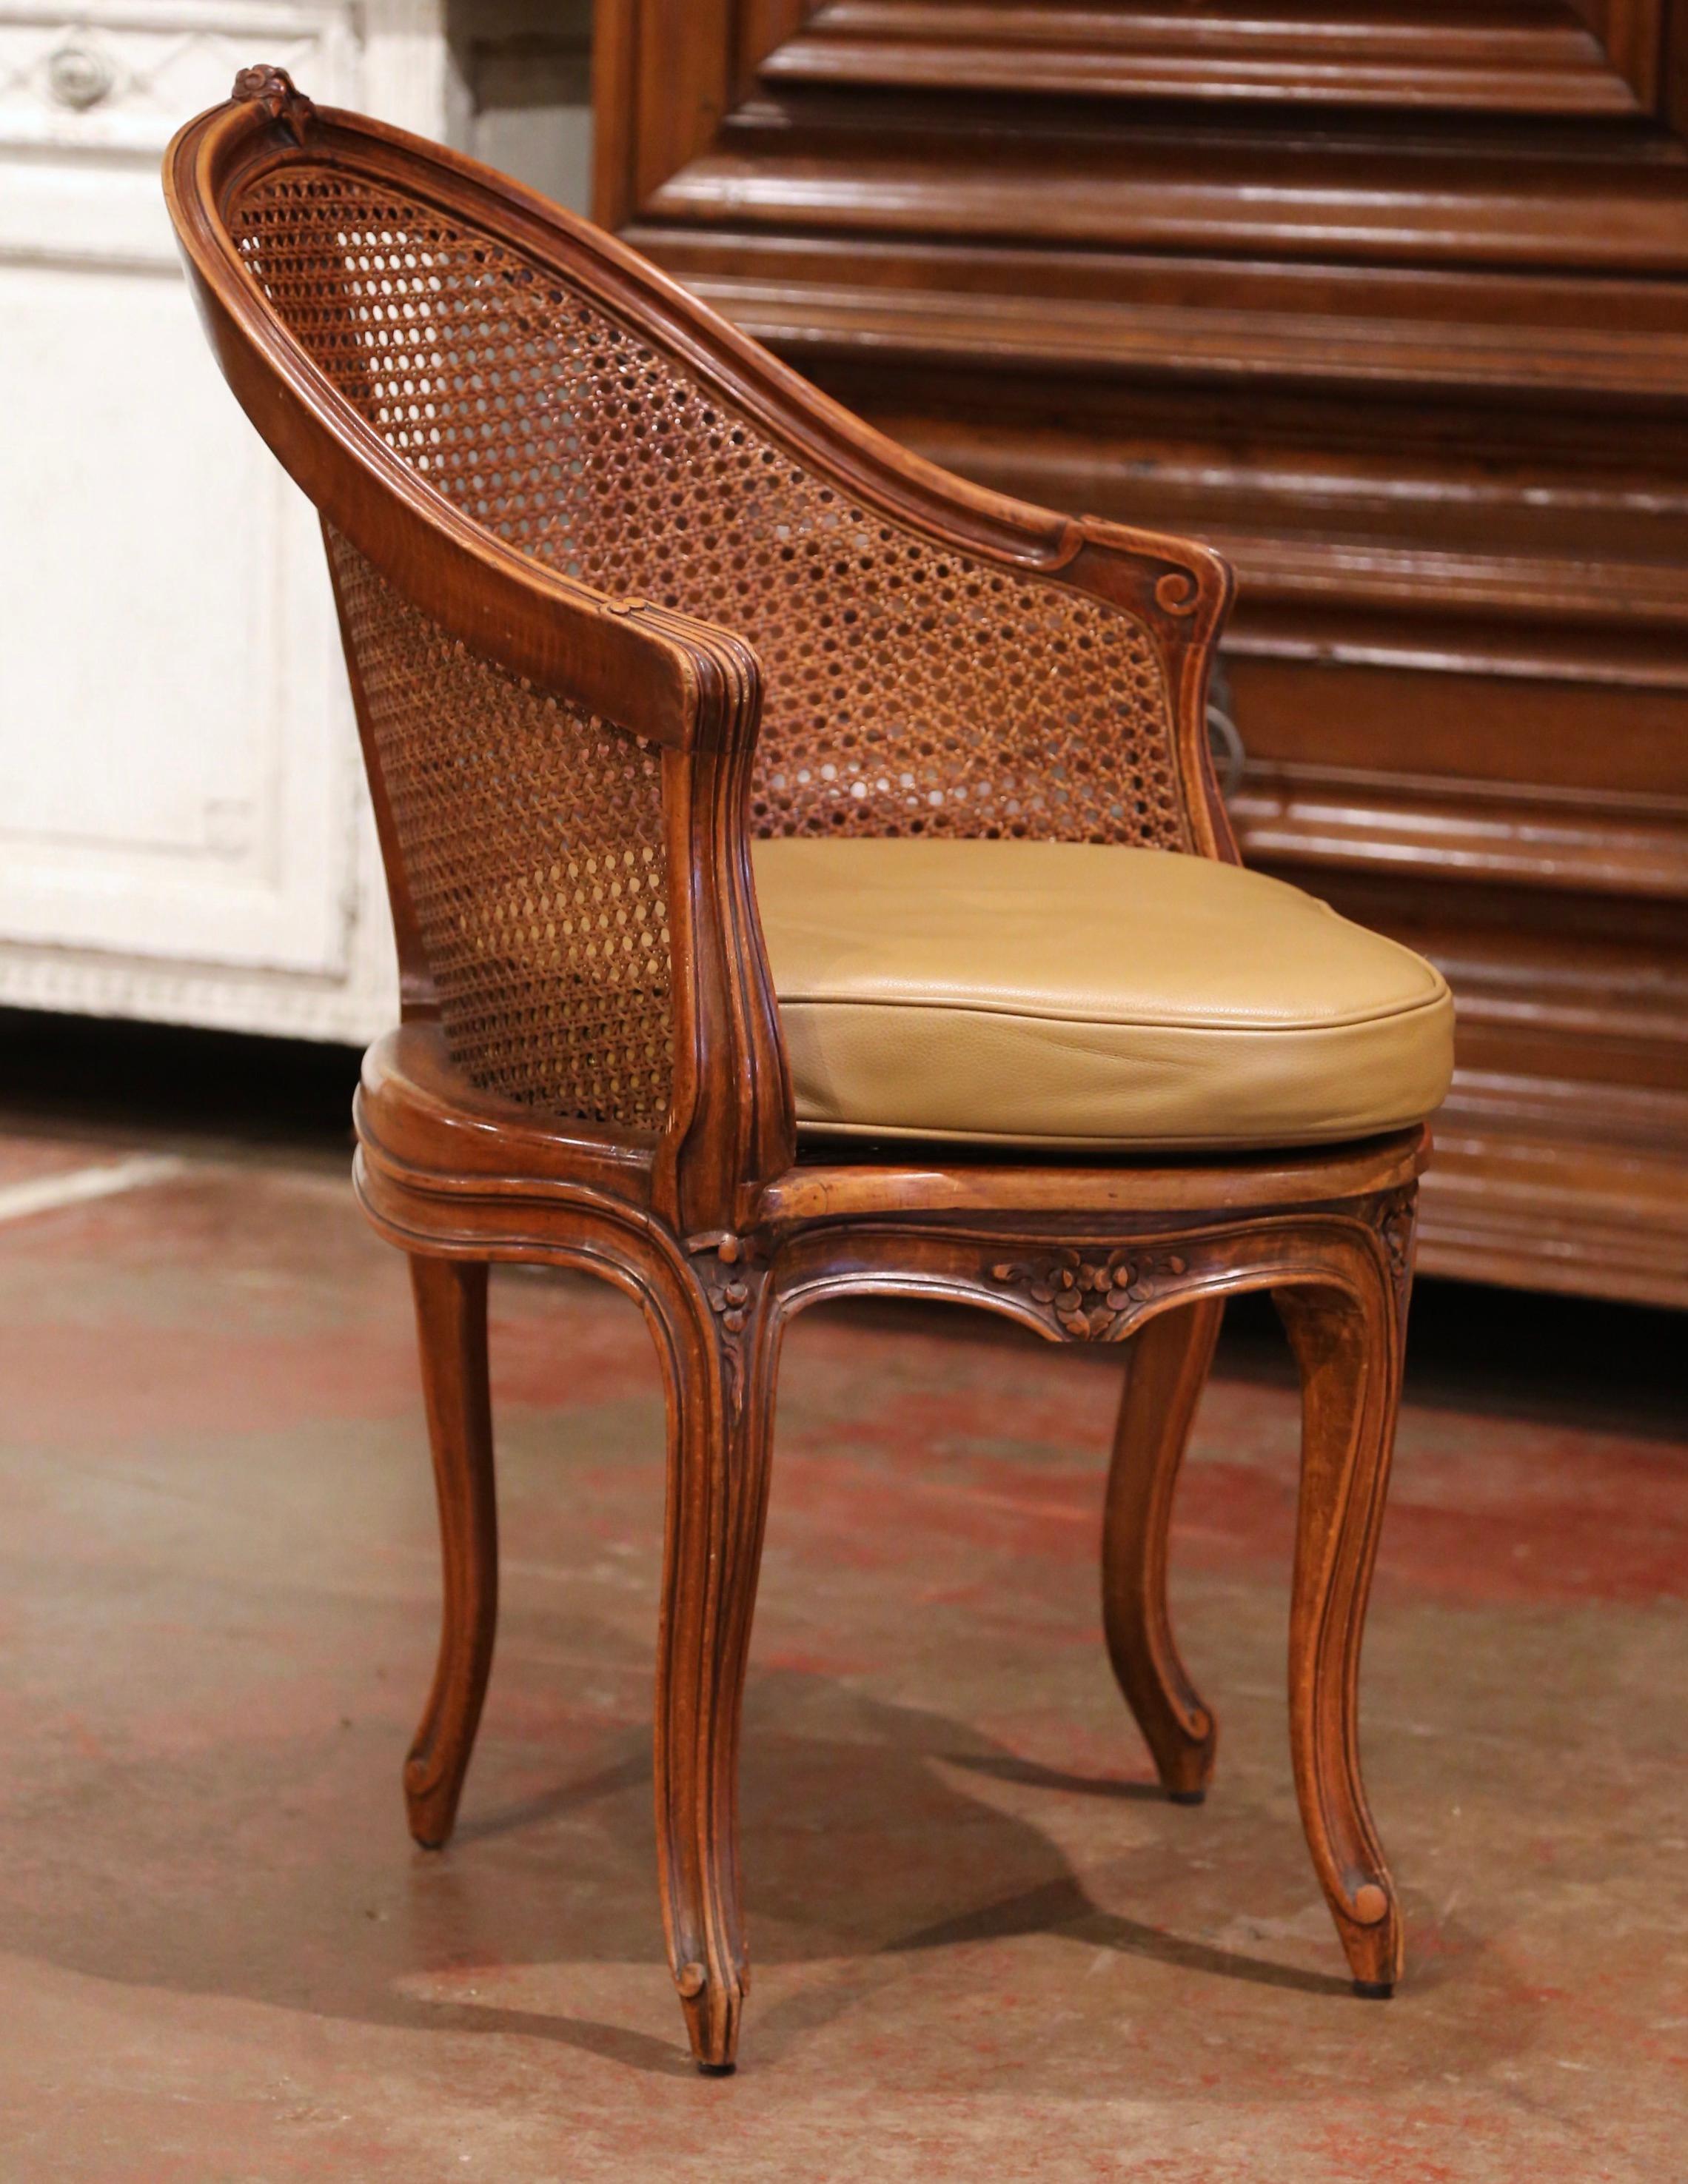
[1205, 660, 1245, 803]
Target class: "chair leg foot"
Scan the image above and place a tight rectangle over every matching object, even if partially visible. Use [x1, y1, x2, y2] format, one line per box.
[653, 1256, 779, 2073]
[1102, 1298, 1225, 1801]
[1274, 1205, 1415, 1995]
[403, 1255, 497, 1852]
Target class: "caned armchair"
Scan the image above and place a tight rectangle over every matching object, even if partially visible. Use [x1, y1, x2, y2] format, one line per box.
[166, 68, 1453, 2073]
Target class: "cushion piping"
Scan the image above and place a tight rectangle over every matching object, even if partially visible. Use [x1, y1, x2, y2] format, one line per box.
[772, 982, 1453, 1036]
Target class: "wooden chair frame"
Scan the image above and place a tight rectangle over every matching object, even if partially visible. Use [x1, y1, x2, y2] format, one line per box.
[167, 67, 1426, 2072]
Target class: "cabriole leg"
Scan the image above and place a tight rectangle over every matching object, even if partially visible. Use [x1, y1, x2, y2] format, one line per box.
[1274, 1209, 1414, 1997]
[1102, 1296, 1225, 1801]
[403, 1254, 498, 1851]
[653, 1253, 779, 2072]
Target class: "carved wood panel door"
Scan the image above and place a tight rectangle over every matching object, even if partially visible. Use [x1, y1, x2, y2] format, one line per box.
[596, 0, 1688, 1308]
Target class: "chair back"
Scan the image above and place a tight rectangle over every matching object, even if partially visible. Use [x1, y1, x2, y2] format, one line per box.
[165, 69, 1221, 1150]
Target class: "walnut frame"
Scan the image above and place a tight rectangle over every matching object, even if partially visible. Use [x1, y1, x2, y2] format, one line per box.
[167, 66, 1427, 2073]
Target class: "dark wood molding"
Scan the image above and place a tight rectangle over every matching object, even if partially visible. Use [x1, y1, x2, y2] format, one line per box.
[757, 2, 1657, 116]
[643, 132, 1688, 278]
[629, 244, 1688, 409]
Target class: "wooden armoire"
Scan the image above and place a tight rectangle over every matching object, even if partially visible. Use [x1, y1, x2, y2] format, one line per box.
[592, 0, 1688, 1308]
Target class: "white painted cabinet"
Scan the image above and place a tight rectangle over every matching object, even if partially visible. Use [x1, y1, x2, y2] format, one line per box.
[0, 0, 446, 1041]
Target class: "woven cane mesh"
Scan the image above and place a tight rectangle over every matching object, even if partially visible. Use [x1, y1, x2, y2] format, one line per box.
[231, 164, 1188, 851]
[327, 530, 673, 1127]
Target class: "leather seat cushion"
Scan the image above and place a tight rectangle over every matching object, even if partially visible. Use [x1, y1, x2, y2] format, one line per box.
[751, 839, 1453, 1150]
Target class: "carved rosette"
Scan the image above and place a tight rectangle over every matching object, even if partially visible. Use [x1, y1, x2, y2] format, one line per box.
[987, 1245, 1193, 1341]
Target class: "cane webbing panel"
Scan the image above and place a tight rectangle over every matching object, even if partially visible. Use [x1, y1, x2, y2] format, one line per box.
[231, 164, 1188, 853]
[327, 529, 673, 1128]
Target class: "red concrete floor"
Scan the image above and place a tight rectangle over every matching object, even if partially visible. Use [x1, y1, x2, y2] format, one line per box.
[0, 1016, 1684, 2181]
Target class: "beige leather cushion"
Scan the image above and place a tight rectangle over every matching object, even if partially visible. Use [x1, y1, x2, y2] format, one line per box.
[752, 839, 1453, 1150]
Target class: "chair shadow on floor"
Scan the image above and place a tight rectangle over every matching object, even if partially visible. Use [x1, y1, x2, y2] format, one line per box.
[4, 1664, 1504, 2086]
[460, 1674, 1358, 2001]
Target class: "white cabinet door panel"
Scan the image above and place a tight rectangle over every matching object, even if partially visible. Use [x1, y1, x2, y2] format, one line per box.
[1, 255, 356, 971]
[0, 0, 441, 1035]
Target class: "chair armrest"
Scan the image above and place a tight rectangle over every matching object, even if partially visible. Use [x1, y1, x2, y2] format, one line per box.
[633, 598, 795, 1233]
[323, 529, 792, 1239]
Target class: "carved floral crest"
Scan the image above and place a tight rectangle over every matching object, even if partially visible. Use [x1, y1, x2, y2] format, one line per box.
[988, 1245, 1191, 1340]
[231, 64, 315, 145]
